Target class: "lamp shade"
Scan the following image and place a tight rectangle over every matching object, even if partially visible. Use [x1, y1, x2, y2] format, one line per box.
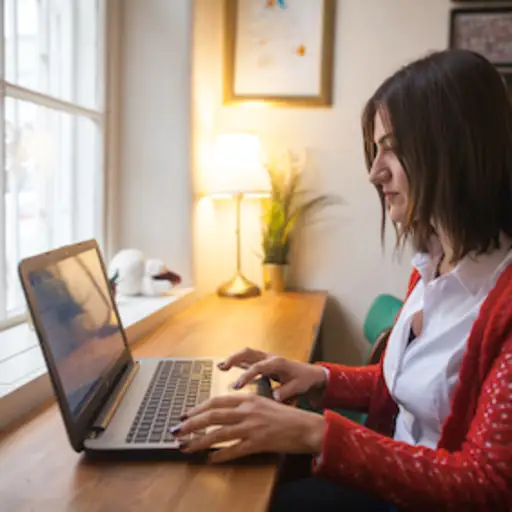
[204, 133, 270, 196]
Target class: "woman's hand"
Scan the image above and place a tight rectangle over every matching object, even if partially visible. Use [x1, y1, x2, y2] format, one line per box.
[218, 348, 328, 403]
[171, 394, 326, 463]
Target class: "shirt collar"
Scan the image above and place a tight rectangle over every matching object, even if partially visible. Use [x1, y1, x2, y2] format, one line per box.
[411, 236, 443, 284]
[412, 234, 512, 296]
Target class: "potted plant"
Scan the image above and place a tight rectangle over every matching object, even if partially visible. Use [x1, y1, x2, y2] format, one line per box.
[261, 149, 337, 292]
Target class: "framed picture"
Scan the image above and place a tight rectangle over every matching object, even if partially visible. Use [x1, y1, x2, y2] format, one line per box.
[223, 0, 336, 107]
[450, 7, 512, 67]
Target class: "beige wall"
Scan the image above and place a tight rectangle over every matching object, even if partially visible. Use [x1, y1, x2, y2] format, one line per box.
[192, 0, 451, 364]
[117, 0, 194, 285]
[118, 0, 452, 364]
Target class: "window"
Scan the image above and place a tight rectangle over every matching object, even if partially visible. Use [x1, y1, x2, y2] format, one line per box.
[1, 0, 106, 327]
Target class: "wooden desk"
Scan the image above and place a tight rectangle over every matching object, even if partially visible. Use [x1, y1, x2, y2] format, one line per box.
[0, 292, 326, 512]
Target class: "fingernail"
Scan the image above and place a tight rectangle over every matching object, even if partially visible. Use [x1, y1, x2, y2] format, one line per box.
[168, 424, 181, 435]
[232, 380, 241, 390]
[180, 414, 188, 421]
[178, 441, 189, 451]
[273, 390, 280, 401]
[217, 362, 226, 369]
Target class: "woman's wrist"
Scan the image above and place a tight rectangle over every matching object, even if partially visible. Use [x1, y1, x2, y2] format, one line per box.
[305, 365, 329, 407]
[310, 364, 329, 388]
[303, 412, 327, 453]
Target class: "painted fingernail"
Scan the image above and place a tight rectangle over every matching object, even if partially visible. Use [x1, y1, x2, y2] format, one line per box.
[232, 380, 241, 390]
[168, 425, 181, 435]
[180, 414, 188, 421]
[217, 362, 226, 369]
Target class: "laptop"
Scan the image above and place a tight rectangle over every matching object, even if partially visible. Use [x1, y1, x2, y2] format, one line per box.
[18, 239, 272, 455]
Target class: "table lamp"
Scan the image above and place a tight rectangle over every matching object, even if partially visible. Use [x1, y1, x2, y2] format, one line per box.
[206, 132, 270, 298]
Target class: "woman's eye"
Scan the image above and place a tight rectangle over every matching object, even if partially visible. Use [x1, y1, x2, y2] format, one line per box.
[373, 142, 396, 159]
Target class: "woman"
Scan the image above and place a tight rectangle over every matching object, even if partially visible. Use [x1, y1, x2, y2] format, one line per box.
[171, 49, 512, 511]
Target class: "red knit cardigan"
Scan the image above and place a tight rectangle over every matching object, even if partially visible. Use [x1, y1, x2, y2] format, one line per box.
[313, 265, 512, 511]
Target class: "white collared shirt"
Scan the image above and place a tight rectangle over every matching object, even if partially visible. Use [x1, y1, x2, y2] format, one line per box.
[383, 236, 512, 449]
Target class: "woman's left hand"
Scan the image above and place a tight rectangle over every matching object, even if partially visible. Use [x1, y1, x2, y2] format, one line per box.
[170, 394, 326, 463]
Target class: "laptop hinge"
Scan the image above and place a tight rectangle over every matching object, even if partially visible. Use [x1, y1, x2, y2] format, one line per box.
[90, 361, 140, 433]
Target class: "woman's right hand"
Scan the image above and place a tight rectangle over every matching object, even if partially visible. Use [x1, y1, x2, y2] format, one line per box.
[218, 347, 328, 403]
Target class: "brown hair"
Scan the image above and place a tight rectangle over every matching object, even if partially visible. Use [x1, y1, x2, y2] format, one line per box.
[362, 49, 512, 262]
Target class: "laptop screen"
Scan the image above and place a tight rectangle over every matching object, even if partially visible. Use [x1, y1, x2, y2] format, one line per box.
[28, 248, 126, 419]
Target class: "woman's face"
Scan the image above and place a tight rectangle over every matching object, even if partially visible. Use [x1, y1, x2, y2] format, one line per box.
[369, 111, 410, 224]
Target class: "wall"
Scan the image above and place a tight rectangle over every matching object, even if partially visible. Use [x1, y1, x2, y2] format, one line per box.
[117, 0, 194, 285]
[192, 0, 451, 364]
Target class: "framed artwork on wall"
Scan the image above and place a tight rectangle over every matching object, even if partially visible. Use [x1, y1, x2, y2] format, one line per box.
[223, 0, 336, 107]
[449, 7, 512, 68]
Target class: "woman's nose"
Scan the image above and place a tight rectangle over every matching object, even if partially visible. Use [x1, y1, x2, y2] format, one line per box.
[369, 165, 391, 186]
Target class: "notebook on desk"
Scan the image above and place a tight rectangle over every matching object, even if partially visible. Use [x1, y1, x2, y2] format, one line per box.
[18, 239, 271, 455]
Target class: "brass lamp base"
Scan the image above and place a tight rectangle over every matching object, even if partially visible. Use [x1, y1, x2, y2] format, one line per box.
[217, 272, 261, 298]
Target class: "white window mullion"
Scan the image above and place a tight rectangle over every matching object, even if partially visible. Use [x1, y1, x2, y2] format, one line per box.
[9, 106, 21, 312]
[38, 0, 49, 101]
[97, 0, 106, 113]
[96, 0, 107, 248]
[4, 81, 102, 122]
[7, 0, 20, 313]
[70, 1, 78, 241]
[0, 0, 6, 321]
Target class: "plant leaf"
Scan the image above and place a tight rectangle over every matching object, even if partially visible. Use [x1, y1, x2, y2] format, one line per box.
[260, 154, 341, 264]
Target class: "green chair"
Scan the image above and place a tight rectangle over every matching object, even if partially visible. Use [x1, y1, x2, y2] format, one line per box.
[364, 294, 403, 348]
[300, 293, 403, 423]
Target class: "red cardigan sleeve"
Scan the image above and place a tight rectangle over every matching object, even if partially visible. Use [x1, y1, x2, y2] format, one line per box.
[312, 335, 512, 511]
[315, 363, 379, 412]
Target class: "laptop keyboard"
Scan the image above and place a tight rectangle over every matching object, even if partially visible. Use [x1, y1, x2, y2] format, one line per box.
[126, 360, 213, 444]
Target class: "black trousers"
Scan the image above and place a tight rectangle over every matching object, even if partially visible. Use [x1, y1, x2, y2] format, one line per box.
[269, 476, 392, 511]
[269, 455, 392, 512]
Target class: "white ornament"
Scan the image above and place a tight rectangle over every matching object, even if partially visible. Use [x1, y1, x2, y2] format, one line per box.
[108, 249, 180, 297]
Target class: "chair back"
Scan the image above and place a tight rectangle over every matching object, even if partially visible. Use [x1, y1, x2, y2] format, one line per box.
[363, 294, 403, 347]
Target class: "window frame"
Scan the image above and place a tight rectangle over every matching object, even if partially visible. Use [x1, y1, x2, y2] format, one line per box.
[0, 0, 110, 331]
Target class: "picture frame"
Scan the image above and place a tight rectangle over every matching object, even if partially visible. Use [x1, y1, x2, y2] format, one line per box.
[223, 0, 336, 107]
[449, 7, 512, 68]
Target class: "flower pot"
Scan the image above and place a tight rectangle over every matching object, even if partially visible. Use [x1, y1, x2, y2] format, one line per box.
[263, 264, 288, 293]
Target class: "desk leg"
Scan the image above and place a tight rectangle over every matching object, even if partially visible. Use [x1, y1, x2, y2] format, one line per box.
[308, 321, 324, 363]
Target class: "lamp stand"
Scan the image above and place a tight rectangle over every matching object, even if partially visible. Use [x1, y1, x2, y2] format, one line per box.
[217, 193, 261, 298]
